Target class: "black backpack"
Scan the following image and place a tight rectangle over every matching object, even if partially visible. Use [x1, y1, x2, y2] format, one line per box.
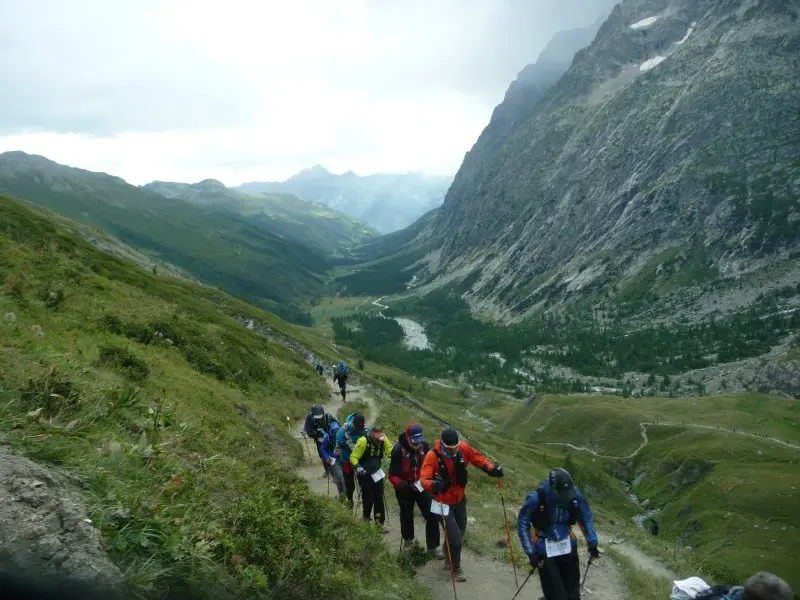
[433, 448, 468, 488]
[528, 488, 579, 532]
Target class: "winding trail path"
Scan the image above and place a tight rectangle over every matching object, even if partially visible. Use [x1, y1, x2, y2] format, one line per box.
[292, 380, 628, 600]
[536, 419, 799, 461]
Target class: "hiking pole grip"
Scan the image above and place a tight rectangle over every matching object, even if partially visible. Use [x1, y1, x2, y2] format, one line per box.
[497, 479, 519, 588]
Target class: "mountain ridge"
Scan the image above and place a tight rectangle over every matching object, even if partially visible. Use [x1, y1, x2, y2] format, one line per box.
[143, 178, 378, 255]
[404, 0, 800, 323]
[237, 168, 453, 234]
[0, 151, 327, 324]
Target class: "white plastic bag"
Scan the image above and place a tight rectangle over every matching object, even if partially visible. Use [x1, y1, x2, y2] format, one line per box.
[670, 577, 710, 600]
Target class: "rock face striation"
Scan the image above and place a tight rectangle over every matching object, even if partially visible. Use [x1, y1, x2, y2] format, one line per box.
[414, 0, 799, 321]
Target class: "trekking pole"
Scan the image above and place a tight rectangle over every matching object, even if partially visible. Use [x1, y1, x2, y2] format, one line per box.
[301, 432, 313, 465]
[580, 556, 595, 590]
[354, 477, 362, 517]
[511, 566, 537, 600]
[440, 513, 458, 600]
[497, 479, 519, 588]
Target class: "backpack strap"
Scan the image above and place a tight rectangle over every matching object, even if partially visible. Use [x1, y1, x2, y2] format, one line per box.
[433, 449, 450, 482]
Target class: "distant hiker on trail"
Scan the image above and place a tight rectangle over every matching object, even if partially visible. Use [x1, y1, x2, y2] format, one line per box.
[336, 412, 366, 509]
[320, 421, 346, 497]
[333, 360, 349, 400]
[389, 423, 442, 558]
[302, 404, 339, 478]
[649, 518, 659, 536]
[350, 422, 393, 532]
[517, 467, 600, 600]
[420, 427, 503, 582]
[315, 363, 324, 376]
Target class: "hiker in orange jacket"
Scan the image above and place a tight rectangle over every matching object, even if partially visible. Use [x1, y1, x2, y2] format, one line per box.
[420, 428, 503, 582]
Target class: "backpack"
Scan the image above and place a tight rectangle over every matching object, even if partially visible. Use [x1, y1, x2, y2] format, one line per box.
[528, 488, 579, 532]
[695, 586, 743, 600]
[433, 448, 468, 488]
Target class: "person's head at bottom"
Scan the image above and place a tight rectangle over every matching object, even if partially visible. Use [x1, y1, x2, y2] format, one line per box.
[742, 572, 793, 600]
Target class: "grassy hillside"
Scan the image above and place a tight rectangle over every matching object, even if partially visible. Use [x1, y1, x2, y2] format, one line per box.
[0, 195, 426, 599]
[0, 152, 327, 324]
[144, 180, 378, 256]
[495, 393, 800, 588]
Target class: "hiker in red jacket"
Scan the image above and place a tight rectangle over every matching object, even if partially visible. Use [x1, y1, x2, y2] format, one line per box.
[389, 424, 442, 558]
[420, 428, 503, 581]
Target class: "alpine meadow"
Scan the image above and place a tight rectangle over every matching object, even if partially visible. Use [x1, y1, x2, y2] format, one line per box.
[1, 1, 798, 600]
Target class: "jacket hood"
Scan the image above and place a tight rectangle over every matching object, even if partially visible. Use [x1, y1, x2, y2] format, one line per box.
[398, 431, 411, 451]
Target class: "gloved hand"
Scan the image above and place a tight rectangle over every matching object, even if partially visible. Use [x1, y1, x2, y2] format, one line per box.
[528, 554, 541, 569]
[588, 542, 600, 559]
[356, 466, 366, 477]
[431, 476, 446, 494]
[327, 457, 336, 466]
[487, 465, 504, 478]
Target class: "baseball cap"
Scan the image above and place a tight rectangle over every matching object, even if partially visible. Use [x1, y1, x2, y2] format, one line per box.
[406, 424, 425, 445]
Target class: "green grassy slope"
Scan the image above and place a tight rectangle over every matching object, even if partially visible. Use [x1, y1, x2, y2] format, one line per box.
[0, 195, 426, 599]
[496, 393, 800, 588]
[144, 180, 379, 256]
[0, 152, 327, 324]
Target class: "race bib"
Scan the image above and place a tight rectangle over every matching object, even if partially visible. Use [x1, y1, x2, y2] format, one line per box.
[430, 499, 450, 516]
[371, 469, 385, 482]
[413, 480, 424, 492]
[545, 537, 571, 558]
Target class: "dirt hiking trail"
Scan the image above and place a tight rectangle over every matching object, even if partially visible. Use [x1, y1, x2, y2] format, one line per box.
[293, 380, 631, 600]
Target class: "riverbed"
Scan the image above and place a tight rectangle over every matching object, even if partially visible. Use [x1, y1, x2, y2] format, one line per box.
[372, 297, 431, 350]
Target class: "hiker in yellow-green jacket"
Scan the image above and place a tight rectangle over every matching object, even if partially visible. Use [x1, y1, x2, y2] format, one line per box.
[350, 423, 393, 532]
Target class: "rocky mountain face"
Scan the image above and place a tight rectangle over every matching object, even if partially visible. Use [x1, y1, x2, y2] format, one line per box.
[144, 179, 378, 255]
[236, 167, 452, 234]
[415, 0, 799, 322]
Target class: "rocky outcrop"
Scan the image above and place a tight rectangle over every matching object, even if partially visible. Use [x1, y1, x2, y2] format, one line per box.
[0, 442, 127, 598]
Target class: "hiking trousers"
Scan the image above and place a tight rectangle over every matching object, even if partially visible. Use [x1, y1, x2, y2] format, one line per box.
[539, 547, 581, 600]
[440, 499, 468, 570]
[395, 487, 440, 549]
[343, 463, 356, 505]
[329, 462, 346, 496]
[359, 473, 386, 524]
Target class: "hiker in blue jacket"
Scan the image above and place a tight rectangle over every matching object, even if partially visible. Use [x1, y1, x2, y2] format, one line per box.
[303, 404, 339, 478]
[333, 360, 349, 401]
[336, 412, 366, 509]
[320, 422, 346, 497]
[517, 468, 600, 600]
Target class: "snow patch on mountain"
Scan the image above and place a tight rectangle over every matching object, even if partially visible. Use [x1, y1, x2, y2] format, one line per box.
[631, 16, 658, 29]
[640, 56, 667, 72]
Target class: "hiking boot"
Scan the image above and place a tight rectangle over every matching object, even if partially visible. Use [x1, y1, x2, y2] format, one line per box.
[322, 470, 329, 478]
[427, 547, 445, 559]
[376, 523, 389, 534]
[454, 567, 466, 582]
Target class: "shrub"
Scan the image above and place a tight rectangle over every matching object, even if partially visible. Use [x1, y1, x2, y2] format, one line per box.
[97, 344, 150, 381]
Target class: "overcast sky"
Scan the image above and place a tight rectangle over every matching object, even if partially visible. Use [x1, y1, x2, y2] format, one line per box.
[0, 0, 614, 185]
